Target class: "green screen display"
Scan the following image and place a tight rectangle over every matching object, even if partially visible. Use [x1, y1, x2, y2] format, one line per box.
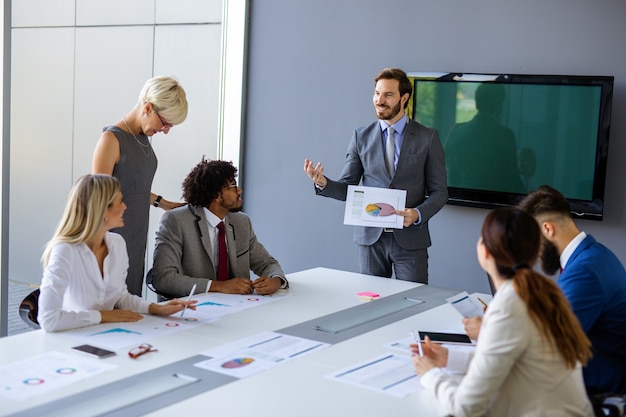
[413, 77, 604, 201]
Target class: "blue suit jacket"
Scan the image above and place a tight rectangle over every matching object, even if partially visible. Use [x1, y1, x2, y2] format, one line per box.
[317, 118, 448, 250]
[560, 234, 626, 393]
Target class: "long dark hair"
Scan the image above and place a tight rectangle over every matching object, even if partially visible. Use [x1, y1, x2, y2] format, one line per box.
[481, 207, 591, 368]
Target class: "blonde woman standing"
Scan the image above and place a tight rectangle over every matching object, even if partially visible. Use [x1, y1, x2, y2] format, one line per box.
[92, 75, 188, 295]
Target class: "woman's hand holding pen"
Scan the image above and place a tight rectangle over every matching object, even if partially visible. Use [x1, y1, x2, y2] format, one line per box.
[149, 299, 198, 316]
[410, 336, 449, 376]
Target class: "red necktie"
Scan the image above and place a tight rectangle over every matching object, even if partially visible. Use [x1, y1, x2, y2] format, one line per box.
[216, 222, 229, 281]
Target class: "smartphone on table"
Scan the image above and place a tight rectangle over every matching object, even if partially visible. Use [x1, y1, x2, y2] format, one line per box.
[71, 344, 116, 359]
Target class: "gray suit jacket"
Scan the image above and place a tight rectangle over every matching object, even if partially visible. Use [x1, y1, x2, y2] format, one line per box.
[318, 118, 448, 250]
[150, 205, 286, 297]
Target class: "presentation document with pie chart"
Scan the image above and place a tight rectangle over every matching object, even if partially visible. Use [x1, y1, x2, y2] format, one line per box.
[344, 185, 406, 229]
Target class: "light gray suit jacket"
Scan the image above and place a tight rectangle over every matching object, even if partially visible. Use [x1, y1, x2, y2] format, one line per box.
[317, 118, 448, 250]
[150, 205, 286, 297]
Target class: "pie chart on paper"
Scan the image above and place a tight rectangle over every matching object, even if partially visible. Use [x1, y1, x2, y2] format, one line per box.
[221, 357, 255, 369]
[365, 203, 395, 217]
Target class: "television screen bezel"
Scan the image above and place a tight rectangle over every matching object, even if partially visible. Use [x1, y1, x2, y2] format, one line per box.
[409, 72, 614, 221]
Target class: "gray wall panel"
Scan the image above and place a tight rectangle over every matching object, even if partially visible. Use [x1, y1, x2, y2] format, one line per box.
[243, 0, 626, 294]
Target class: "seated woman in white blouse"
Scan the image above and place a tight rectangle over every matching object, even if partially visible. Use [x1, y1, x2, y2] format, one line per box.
[38, 174, 196, 332]
[412, 207, 594, 417]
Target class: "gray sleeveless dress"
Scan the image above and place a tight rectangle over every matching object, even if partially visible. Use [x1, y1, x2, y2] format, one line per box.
[104, 126, 158, 296]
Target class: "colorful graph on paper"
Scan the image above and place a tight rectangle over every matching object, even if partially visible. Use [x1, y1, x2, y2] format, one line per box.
[60, 292, 291, 349]
[344, 185, 406, 228]
[0, 351, 116, 401]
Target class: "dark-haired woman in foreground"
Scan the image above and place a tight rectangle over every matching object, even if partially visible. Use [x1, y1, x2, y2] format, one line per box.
[412, 207, 593, 416]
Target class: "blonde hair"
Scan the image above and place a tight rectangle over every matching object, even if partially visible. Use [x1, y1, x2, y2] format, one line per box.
[137, 75, 188, 125]
[42, 174, 121, 266]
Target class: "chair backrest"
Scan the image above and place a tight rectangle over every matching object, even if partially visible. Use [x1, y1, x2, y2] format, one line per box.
[589, 392, 626, 417]
[18, 288, 41, 329]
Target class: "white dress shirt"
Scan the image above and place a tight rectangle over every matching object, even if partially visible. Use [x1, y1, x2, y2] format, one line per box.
[560, 231, 587, 270]
[420, 280, 593, 417]
[38, 232, 151, 332]
[202, 207, 224, 292]
[201, 207, 287, 290]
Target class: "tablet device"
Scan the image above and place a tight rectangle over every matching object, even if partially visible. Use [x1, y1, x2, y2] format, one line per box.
[418, 331, 474, 345]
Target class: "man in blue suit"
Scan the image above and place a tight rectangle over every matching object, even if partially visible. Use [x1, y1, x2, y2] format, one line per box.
[304, 68, 448, 284]
[518, 185, 626, 394]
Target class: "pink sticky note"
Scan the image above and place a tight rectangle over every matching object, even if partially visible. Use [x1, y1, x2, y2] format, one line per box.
[357, 291, 380, 298]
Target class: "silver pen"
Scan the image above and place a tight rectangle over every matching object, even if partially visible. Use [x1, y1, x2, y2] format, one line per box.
[180, 284, 197, 317]
[410, 331, 424, 356]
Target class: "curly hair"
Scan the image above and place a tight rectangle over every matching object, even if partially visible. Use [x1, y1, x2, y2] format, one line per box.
[182, 158, 237, 207]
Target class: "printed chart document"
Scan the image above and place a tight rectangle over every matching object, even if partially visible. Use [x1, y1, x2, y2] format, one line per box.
[61, 292, 291, 350]
[344, 185, 406, 229]
[60, 313, 204, 350]
[386, 335, 475, 377]
[190, 292, 290, 321]
[446, 291, 485, 318]
[387, 335, 476, 360]
[327, 353, 420, 398]
[0, 351, 116, 401]
[194, 331, 329, 378]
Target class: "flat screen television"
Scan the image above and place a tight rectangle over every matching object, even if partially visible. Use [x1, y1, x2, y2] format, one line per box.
[408, 72, 614, 220]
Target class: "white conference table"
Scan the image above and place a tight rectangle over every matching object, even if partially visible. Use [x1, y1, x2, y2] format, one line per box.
[0, 267, 479, 417]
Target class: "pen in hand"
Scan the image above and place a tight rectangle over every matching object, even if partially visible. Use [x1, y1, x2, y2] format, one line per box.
[411, 331, 424, 356]
[477, 296, 488, 312]
[180, 284, 197, 317]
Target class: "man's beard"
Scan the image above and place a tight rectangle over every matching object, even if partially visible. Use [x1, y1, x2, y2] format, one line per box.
[229, 206, 242, 213]
[376, 101, 402, 121]
[540, 239, 561, 276]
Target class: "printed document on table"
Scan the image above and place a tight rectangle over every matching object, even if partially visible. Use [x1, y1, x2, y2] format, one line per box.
[0, 351, 116, 401]
[59, 292, 291, 350]
[446, 291, 485, 318]
[195, 331, 329, 378]
[387, 335, 476, 374]
[344, 185, 406, 229]
[59, 313, 204, 350]
[327, 353, 421, 398]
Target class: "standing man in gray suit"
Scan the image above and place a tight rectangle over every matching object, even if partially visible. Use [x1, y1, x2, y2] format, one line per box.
[304, 68, 448, 284]
[150, 158, 287, 297]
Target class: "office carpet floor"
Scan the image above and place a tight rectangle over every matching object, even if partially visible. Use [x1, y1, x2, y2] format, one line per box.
[7, 280, 37, 336]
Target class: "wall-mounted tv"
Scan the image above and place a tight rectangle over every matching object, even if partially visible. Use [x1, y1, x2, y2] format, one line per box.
[409, 72, 614, 220]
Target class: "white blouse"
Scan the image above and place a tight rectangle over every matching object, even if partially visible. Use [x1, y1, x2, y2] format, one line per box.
[38, 232, 150, 332]
[420, 280, 593, 417]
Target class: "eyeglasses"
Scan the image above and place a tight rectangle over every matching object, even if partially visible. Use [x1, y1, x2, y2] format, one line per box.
[128, 343, 158, 359]
[154, 110, 172, 133]
[224, 181, 239, 190]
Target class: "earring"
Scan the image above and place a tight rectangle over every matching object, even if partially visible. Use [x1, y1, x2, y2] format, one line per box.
[104, 217, 108, 223]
